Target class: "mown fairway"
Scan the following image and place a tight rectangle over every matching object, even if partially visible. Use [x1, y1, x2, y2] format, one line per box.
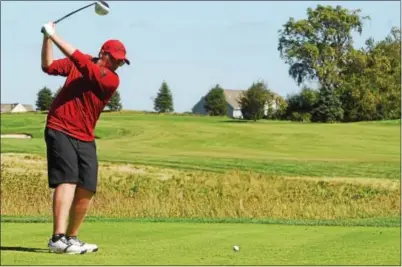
[1, 112, 400, 178]
[1, 221, 400, 265]
[1, 112, 400, 265]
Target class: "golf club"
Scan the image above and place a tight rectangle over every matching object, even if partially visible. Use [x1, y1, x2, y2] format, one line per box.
[47, 1, 110, 27]
[55, 1, 109, 24]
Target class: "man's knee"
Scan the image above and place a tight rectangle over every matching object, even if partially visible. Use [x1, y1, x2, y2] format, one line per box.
[74, 186, 95, 200]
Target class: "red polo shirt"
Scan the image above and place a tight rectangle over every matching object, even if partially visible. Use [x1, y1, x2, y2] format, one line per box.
[42, 50, 119, 142]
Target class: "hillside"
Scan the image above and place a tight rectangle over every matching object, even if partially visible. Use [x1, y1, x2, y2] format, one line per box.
[1, 112, 399, 179]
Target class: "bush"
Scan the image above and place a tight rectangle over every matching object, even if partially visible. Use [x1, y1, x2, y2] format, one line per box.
[204, 85, 227, 116]
[289, 112, 311, 122]
[239, 82, 272, 121]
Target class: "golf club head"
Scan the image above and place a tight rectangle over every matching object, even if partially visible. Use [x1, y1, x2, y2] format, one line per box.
[95, 1, 110, 16]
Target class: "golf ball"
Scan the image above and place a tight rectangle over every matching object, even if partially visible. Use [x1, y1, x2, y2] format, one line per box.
[233, 245, 239, 252]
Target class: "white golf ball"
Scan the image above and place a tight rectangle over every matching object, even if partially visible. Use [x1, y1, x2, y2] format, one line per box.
[233, 245, 239, 252]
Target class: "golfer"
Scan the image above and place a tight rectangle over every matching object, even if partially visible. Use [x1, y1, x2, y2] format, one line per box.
[40, 22, 130, 254]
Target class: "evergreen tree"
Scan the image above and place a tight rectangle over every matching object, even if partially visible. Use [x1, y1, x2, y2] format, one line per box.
[311, 86, 344, 122]
[154, 81, 174, 113]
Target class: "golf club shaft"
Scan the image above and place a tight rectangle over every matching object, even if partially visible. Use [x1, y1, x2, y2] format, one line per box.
[54, 2, 95, 24]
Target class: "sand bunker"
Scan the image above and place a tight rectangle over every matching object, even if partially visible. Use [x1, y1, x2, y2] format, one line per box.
[1, 134, 32, 139]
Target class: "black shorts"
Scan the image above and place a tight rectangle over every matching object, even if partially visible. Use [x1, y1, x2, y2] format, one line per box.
[44, 127, 98, 193]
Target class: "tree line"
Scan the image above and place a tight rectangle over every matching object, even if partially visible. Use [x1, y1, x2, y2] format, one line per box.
[36, 5, 400, 122]
[203, 5, 400, 122]
[36, 80, 175, 113]
[278, 5, 400, 122]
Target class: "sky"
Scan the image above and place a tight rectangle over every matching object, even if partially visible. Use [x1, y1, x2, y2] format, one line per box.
[1, 1, 400, 112]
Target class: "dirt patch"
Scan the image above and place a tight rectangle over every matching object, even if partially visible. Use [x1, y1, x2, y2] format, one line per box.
[283, 176, 400, 190]
[103, 164, 146, 174]
[1, 134, 32, 139]
[1, 153, 176, 181]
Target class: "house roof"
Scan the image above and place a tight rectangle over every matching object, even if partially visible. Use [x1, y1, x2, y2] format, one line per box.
[1, 103, 34, 112]
[1, 104, 17, 112]
[223, 90, 284, 108]
[22, 104, 34, 111]
[223, 89, 245, 109]
[198, 88, 282, 111]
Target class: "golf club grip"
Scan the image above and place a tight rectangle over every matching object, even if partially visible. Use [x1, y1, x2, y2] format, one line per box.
[53, 2, 94, 24]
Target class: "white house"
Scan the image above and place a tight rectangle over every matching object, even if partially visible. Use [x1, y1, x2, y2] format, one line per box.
[192, 89, 279, 119]
[1, 103, 34, 113]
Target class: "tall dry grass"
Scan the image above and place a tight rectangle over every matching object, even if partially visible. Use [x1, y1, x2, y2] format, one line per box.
[1, 154, 400, 220]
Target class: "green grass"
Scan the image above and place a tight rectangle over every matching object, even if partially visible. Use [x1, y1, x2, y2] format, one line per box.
[1, 215, 400, 227]
[1, 222, 400, 265]
[1, 112, 400, 178]
[1, 113, 400, 265]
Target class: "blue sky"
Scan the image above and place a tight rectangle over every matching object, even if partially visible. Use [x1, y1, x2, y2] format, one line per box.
[1, 1, 400, 112]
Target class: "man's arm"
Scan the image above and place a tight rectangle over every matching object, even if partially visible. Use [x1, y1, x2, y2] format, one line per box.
[49, 34, 77, 59]
[41, 23, 73, 76]
[41, 36, 53, 69]
[42, 23, 119, 95]
[49, 33, 102, 83]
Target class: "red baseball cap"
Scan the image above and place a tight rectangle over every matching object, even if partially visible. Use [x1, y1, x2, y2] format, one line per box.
[101, 39, 130, 65]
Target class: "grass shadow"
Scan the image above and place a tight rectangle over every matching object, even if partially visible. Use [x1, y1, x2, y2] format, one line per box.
[0, 246, 48, 253]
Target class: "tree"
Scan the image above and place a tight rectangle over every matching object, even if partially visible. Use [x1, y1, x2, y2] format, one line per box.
[285, 86, 319, 121]
[203, 84, 227, 116]
[154, 81, 174, 113]
[311, 86, 344, 122]
[377, 27, 401, 120]
[36, 86, 53, 111]
[340, 27, 401, 121]
[339, 48, 380, 121]
[238, 82, 271, 121]
[107, 91, 123, 111]
[278, 5, 370, 91]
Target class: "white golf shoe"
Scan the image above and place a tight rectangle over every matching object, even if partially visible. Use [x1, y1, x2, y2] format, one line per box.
[67, 237, 98, 253]
[48, 236, 87, 254]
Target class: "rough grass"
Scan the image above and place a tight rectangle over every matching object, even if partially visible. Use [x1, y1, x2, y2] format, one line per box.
[1, 154, 400, 221]
[1, 112, 400, 179]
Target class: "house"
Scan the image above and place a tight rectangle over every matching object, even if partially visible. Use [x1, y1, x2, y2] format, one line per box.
[192, 89, 279, 119]
[1, 103, 34, 113]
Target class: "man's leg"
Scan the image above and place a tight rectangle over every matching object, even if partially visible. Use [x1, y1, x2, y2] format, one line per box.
[53, 183, 77, 235]
[45, 127, 86, 254]
[66, 139, 99, 252]
[66, 186, 94, 237]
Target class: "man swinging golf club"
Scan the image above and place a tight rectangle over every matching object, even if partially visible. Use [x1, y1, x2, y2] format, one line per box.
[41, 20, 129, 254]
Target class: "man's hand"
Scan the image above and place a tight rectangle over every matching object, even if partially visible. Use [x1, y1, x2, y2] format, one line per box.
[40, 20, 76, 59]
[41, 22, 56, 37]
